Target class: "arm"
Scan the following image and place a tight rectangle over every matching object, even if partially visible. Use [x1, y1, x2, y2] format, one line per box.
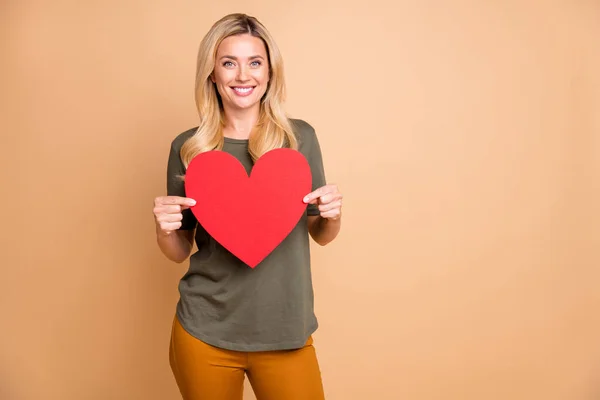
[156, 227, 195, 263]
[304, 183, 343, 246]
[153, 195, 197, 263]
[157, 137, 199, 263]
[308, 215, 341, 246]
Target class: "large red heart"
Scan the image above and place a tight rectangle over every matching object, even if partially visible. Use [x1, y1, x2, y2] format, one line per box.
[184, 148, 312, 268]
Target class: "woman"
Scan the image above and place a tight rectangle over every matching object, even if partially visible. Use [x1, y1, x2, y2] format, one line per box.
[152, 13, 342, 400]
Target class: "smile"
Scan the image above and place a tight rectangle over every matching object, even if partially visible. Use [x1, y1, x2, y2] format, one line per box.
[232, 86, 255, 96]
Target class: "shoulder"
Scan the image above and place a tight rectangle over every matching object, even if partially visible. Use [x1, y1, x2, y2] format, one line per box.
[170, 126, 198, 152]
[289, 118, 316, 135]
[289, 118, 319, 147]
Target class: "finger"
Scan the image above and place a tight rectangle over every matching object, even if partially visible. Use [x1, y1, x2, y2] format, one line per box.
[318, 193, 342, 205]
[156, 213, 183, 223]
[318, 200, 342, 212]
[320, 209, 341, 220]
[303, 186, 330, 204]
[154, 204, 183, 215]
[160, 221, 182, 232]
[157, 196, 197, 207]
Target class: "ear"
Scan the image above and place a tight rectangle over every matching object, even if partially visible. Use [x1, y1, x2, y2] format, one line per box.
[210, 72, 216, 83]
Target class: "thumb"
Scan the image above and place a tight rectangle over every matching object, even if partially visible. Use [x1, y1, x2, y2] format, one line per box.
[181, 197, 197, 210]
[303, 195, 321, 205]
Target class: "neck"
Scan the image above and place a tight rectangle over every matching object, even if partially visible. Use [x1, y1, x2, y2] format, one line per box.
[222, 104, 260, 140]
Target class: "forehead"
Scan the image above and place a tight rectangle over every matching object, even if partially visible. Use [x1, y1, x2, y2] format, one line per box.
[217, 34, 267, 57]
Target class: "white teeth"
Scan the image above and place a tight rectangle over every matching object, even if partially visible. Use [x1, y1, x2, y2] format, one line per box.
[234, 87, 252, 93]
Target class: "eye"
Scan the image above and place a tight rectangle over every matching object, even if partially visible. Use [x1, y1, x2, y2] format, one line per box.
[223, 61, 235, 68]
[250, 60, 262, 67]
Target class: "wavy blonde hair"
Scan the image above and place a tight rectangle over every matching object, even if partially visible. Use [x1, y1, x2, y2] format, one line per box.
[180, 13, 297, 168]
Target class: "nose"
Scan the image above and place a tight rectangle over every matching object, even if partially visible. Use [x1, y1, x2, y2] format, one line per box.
[236, 65, 249, 81]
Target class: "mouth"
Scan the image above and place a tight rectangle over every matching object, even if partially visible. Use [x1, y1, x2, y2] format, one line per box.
[231, 86, 256, 96]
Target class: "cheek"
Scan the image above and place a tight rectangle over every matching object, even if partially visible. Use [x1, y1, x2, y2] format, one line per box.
[213, 69, 231, 86]
[253, 68, 269, 83]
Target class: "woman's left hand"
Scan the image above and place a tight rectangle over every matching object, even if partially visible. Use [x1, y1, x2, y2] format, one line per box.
[303, 184, 343, 221]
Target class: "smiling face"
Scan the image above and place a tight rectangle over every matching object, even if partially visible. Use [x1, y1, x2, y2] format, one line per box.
[211, 33, 270, 113]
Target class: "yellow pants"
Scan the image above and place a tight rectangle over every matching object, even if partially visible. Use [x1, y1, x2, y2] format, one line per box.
[169, 315, 326, 400]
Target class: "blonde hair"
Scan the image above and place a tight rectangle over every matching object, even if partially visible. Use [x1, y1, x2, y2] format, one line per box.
[180, 13, 297, 168]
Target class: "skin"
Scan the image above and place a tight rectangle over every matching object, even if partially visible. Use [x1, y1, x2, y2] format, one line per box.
[210, 34, 269, 138]
[153, 33, 342, 262]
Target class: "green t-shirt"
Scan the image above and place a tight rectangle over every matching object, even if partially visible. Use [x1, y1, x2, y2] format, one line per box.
[166, 118, 326, 352]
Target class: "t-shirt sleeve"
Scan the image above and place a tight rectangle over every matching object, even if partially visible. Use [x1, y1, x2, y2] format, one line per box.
[166, 142, 198, 230]
[305, 127, 327, 216]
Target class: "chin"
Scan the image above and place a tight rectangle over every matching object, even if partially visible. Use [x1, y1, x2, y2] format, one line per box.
[230, 98, 260, 110]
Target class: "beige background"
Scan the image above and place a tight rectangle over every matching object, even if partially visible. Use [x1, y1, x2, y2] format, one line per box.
[1, 1, 599, 399]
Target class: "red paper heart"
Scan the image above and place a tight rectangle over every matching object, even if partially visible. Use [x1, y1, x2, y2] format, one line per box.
[184, 148, 312, 268]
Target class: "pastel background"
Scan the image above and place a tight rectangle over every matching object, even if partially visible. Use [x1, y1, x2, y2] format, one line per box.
[1, 1, 599, 399]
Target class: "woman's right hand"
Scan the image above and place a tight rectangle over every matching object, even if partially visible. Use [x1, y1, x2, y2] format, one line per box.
[153, 196, 197, 235]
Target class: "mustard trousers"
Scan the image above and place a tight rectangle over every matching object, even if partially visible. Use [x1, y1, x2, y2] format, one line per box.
[169, 315, 326, 400]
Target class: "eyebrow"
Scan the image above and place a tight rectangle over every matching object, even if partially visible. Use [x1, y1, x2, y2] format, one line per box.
[219, 55, 265, 60]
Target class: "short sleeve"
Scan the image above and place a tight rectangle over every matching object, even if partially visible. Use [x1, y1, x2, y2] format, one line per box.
[166, 142, 198, 230]
[305, 127, 327, 216]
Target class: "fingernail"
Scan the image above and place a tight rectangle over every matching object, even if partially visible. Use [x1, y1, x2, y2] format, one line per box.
[303, 197, 309, 203]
